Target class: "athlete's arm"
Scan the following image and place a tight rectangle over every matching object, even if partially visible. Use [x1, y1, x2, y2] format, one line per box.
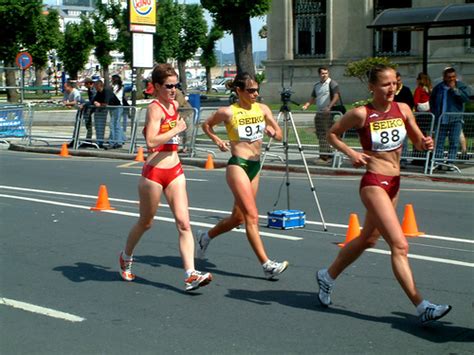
[399, 102, 433, 151]
[145, 103, 186, 149]
[260, 103, 282, 141]
[327, 106, 371, 168]
[202, 106, 232, 151]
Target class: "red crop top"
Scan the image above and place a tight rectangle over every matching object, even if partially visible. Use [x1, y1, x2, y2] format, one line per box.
[357, 102, 407, 152]
[143, 100, 179, 153]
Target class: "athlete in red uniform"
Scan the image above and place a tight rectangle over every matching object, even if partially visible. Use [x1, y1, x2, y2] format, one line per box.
[119, 64, 212, 292]
[316, 65, 451, 325]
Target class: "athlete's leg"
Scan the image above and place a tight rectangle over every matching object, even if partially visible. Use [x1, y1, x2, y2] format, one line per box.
[164, 174, 195, 271]
[327, 193, 381, 279]
[226, 166, 269, 263]
[124, 177, 162, 255]
[360, 187, 422, 306]
[207, 204, 245, 238]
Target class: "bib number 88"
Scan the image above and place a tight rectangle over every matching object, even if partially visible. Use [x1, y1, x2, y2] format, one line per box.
[380, 129, 400, 144]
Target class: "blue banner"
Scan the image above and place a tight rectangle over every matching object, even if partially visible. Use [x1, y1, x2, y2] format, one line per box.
[0, 109, 26, 137]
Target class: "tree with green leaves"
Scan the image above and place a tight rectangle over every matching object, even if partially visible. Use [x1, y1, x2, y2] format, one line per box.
[28, 8, 61, 92]
[201, 0, 271, 76]
[154, 0, 181, 65]
[57, 15, 94, 80]
[90, 10, 115, 87]
[176, 4, 207, 90]
[345, 57, 397, 88]
[0, 0, 44, 102]
[200, 25, 224, 93]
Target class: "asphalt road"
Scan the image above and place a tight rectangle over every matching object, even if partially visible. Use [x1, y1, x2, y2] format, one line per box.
[0, 150, 473, 354]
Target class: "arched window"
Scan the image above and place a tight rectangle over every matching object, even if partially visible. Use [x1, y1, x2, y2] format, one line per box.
[294, 0, 326, 58]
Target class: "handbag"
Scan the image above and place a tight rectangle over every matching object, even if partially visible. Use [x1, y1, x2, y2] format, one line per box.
[417, 101, 430, 112]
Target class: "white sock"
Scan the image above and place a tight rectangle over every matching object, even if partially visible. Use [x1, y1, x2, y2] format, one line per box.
[185, 269, 195, 278]
[416, 300, 430, 315]
[322, 269, 335, 283]
[262, 260, 271, 267]
[122, 252, 133, 261]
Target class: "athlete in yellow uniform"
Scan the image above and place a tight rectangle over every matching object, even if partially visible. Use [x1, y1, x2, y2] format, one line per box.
[199, 72, 289, 279]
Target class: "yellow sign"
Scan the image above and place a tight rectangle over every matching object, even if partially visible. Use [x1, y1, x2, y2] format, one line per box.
[130, 0, 156, 26]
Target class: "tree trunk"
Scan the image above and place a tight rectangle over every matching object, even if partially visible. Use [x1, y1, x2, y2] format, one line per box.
[5, 62, 19, 103]
[35, 66, 44, 94]
[231, 17, 255, 77]
[205, 66, 212, 94]
[177, 60, 187, 92]
[103, 65, 110, 87]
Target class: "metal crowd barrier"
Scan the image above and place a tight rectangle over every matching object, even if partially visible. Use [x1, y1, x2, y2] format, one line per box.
[71, 105, 137, 151]
[0, 103, 32, 146]
[429, 112, 474, 174]
[130, 106, 198, 156]
[189, 108, 345, 163]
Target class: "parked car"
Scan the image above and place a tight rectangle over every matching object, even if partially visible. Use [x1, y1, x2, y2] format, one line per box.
[199, 78, 232, 94]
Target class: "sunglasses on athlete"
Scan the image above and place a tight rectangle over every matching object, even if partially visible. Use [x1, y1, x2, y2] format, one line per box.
[164, 83, 179, 89]
[245, 88, 259, 94]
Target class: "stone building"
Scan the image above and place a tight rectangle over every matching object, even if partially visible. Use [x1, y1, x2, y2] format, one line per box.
[262, 0, 474, 105]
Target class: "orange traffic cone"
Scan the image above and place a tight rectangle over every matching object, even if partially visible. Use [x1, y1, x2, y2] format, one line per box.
[205, 154, 214, 169]
[90, 185, 115, 211]
[59, 143, 71, 157]
[338, 213, 361, 247]
[135, 146, 145, 162]
[402, 204, 423, 237]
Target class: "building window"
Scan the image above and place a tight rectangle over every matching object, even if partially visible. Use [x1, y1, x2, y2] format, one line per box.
[374, 0, 412, 56]
[294, 0, 326, 58]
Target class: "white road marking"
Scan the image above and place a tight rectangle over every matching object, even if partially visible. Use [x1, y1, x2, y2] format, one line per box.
[0, 297, 85, 322]
[0, 193, 301, 241]
[0, 185, 472, 245]
[367, 249, 474, 268]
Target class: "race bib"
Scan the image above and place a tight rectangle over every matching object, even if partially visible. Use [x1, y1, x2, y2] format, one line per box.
[238, 122, 265, 141]
[162, 119, 180, 145]
[370, 118, 406, 151]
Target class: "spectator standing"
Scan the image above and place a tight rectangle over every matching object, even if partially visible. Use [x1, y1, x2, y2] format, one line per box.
[175, 83, 193, 154]
[110, 74, 125, 149]
[430, 67, 471, 165]
[92, 79, 117, 148]
[413, 72, 432, 113]
[302, 67, 343, 163]
[394, 72, 414, 167]
[62, 81, 82, 108]
[80, 77, 96, 143]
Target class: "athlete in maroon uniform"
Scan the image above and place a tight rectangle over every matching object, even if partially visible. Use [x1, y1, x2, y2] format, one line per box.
[119, 64, 212, 292]
[315, 65, 451, 325]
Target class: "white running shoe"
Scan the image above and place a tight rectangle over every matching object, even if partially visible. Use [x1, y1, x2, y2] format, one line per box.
[419, 303, 452, 325]
[316, 269, 334, 307]
[119, 252, 135, 281]
[196, 230, 210, 259]
[262, 260, 289, 279]
[185, 270, 213, 291]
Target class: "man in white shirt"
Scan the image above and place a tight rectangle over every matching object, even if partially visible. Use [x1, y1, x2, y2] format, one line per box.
[62, 81, 82, 108]
[302, 67, 342, 163]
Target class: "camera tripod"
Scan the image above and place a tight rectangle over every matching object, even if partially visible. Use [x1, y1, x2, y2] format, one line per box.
[260, 94, 327, 231]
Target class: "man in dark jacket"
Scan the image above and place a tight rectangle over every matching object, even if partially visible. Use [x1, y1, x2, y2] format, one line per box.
[430, 67, 471, 164]
[93, 79, 119, 148]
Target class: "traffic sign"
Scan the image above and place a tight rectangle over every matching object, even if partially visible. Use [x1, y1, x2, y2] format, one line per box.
[15, 52, 33, 70]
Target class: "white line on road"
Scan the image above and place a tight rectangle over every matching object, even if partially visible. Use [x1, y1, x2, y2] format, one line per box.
[0, 193, 301, 241]
[367, 249, 474, 268]
[0, 185, 472, 244]
[0, 297, 85, 322]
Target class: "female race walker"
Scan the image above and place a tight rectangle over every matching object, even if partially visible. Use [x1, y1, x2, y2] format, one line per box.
[316, 65, 451, 325]
[198, 72, 289, 279]
[119, 64, 212, 292]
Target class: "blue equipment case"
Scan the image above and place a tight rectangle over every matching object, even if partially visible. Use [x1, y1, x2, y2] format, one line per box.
[267, 209, 306, 230]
